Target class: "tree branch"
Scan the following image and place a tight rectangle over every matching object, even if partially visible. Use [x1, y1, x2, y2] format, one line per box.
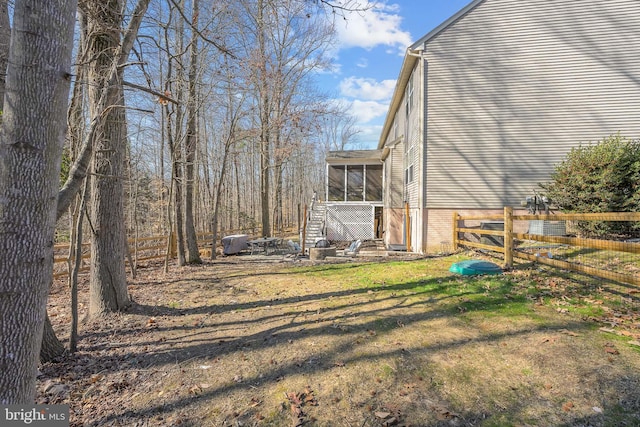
[166, 0, 236, 58]
[57, 0, 152, 219]
[123, 80, 179, 105]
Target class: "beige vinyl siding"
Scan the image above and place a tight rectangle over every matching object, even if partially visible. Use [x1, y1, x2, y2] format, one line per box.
[405, 69, 422, 207]
[386, 141, 405, 208]
[424, 0, 640, 209]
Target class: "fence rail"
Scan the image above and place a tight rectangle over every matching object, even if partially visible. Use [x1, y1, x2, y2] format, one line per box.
[52, 227, 259, 279]
[453, 209, 640, 288]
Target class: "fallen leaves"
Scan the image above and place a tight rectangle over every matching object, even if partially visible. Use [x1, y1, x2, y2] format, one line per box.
[38, 257, 640, 426]
[146, 317, 158, 328]
[430, 404, 459, 421]
[604, 343, 619, 355]
[285, 386, 318, 427]
[375, 409, 400, 426]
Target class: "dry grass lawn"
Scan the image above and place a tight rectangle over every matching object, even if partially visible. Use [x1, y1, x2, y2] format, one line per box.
[39, 252, 640, 426]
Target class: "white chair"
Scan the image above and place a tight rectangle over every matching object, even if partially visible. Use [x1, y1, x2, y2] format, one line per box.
[344, 239, 362, 257]
[283, 240, 302, 259]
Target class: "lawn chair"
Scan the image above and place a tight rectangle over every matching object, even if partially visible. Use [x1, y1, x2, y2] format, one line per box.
[343, 239, 362, 257]
[283, 240, 302, 259]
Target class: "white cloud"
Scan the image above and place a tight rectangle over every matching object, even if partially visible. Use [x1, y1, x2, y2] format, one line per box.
[356, 57, 368, 68]
[335, 2, 413, 54]
[355, 124, 384, 148]
[350, 99, 389, 123]
[339, 77, 396, 101]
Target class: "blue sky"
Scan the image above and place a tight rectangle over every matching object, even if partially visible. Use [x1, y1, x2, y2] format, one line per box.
[318, 0, 472, 149]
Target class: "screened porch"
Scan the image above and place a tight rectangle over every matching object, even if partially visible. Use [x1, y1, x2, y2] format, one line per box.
[323, 150, 384, 242]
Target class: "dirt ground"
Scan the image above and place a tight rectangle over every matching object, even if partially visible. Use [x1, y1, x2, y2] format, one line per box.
[39, 253, 640, 426]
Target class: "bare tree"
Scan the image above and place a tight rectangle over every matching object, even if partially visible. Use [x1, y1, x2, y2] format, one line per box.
[79, 0, 150, 316]
[210, 55, 248, 258]
[163, 0, 188, 266]
[318, 102, 360, 151]
[256, 0, 271, 237]
[37, 0, 152, 362]
[237, 0, 335, 235]
[0, 0, 77, 403]
[84, 0, 132, 315]
[0, 0, 9, 107]
[183, 0, 202, 263]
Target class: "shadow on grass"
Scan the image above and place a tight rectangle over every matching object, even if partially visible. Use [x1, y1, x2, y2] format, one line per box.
[48, 257, 640, 426]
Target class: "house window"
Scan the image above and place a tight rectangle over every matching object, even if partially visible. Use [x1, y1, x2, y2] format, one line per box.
[405, 73, 414, 117]
[405, 145, 414, 185]
[404, 165, 414, 185]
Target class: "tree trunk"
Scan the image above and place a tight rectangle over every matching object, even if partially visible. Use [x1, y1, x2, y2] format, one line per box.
[168, 0, 187, 266]
[172, 145, 186, 266]
[183, 0, 202, 264]
[0, 0, 76, 404]
[40, 315, 66, 364]
[257, 0, 271, 237]
[86, 0, 131, 316]
[40, 0, 150, 362]
[69, 178, 89, 353]
[234, 155, 242, 230]
[274, 161, 284, 235]
[0, 0, 10, 108]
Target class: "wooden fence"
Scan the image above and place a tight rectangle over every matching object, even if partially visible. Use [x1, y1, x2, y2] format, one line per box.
[453, 208, 640, 287]
[52, 228, 258, 279]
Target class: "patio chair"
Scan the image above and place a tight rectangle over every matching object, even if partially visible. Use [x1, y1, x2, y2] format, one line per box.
[343, 239, 362, 257]
[283, 240, 302, 259]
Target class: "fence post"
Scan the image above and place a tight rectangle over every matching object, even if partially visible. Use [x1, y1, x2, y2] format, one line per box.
[452, 211, 459, 251]
[302, 204, 308, 255]
[504, 206, 513, 268]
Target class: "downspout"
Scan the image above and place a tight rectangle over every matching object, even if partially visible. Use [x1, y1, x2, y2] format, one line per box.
[420, 45, 429, 253]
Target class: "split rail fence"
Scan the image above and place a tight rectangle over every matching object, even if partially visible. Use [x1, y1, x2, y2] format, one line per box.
[52, 228, 257, 279]
[453, 208, 640, 287]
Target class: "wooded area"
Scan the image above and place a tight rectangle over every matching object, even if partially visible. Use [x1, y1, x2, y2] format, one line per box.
[0, 0, 366, 404]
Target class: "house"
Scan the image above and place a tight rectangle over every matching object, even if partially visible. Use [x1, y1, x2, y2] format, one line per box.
[323, 0, 640, 254]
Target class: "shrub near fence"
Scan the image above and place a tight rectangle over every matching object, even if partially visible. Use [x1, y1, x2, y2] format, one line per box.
[453, 208, 640, 288]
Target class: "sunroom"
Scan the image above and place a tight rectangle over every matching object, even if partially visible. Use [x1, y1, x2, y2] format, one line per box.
[323, 150, 384, 241]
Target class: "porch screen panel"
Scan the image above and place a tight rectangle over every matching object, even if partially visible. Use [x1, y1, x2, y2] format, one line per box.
[365, 164, 382, 201]
[347, 165, 364, 201]
[328, 165, 345, 201]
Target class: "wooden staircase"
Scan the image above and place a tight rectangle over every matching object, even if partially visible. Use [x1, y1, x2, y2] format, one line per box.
[304, 202, 326, 247]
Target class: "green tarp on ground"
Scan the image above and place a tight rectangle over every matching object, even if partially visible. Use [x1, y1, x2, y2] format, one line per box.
[449, 260, 503, 276]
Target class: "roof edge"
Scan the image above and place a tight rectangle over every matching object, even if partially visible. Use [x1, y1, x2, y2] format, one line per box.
[377, 0, 484, 149]
[410, 0, 484, 50]
[377, 54, 418, 148]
